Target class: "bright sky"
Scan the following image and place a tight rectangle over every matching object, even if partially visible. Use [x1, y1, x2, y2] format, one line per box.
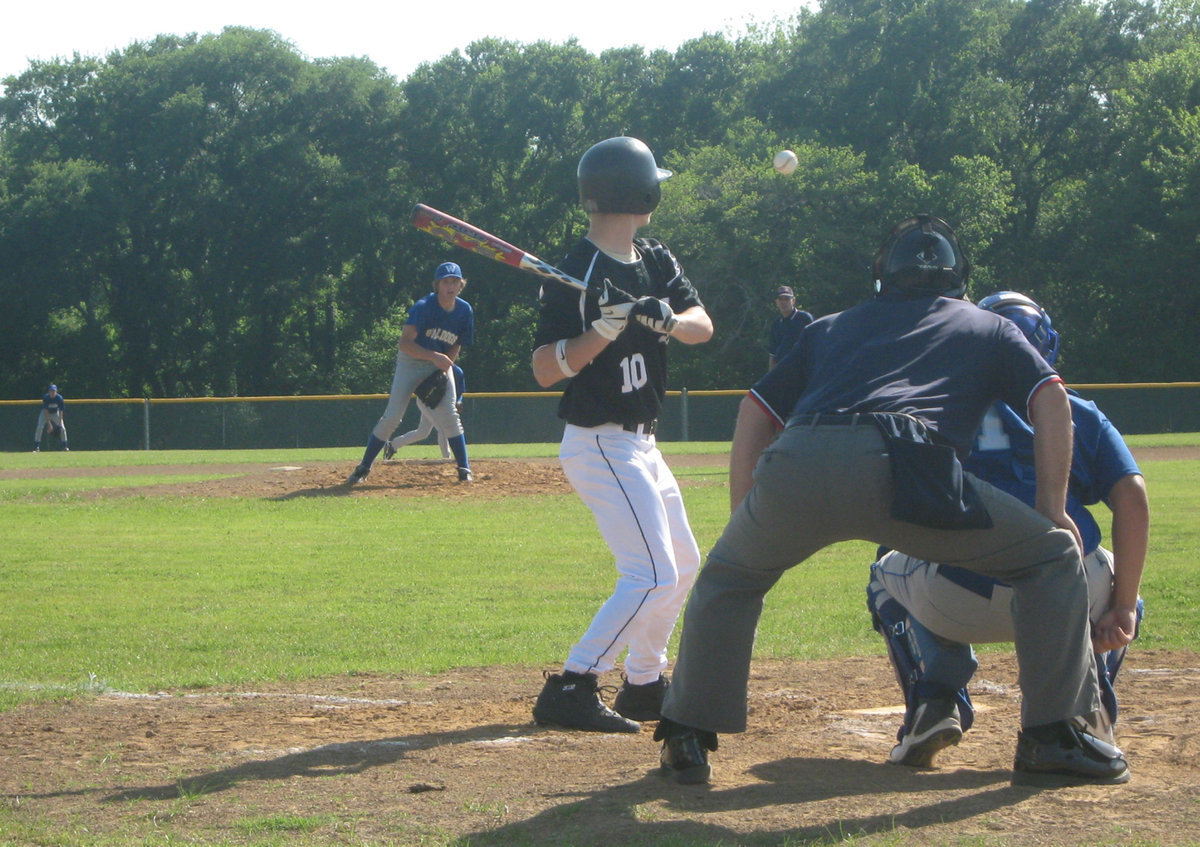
[1, 0, 813, 85]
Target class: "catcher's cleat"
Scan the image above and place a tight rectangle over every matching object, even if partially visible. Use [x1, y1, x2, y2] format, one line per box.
[382, 441, 397, 460]
[346, 464, 370, 485]
[613, 674, 669, 722]
[656, 718, 716, 784]
[1012, 720, 1130, 786]
[890, 697, 963, 768]
[457, 467, 473, 482]
[532, 671, 640, 733]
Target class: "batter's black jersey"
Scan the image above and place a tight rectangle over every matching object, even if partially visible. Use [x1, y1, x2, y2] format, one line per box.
[534, 237, 704, 428]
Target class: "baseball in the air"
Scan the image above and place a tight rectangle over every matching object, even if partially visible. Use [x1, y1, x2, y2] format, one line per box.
[773, 149, 798, 175]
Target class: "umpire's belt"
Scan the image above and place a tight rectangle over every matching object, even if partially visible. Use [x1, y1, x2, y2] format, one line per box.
[787, 412, 865, 428]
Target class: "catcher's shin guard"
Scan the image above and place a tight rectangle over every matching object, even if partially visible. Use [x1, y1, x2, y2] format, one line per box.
[867, 567, 975, 736]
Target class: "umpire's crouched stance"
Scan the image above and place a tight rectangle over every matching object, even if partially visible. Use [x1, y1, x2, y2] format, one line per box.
[655, 215, 1130, 788]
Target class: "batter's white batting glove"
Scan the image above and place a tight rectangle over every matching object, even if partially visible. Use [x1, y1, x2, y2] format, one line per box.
[631, 296, 678, 335]
[592, 279, 635, 340]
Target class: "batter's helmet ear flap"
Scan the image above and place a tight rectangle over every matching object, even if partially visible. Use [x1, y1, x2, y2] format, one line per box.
[873, 214, 970, 298]
[578, 137, 673, 215]
[978, 291, 1060, 365]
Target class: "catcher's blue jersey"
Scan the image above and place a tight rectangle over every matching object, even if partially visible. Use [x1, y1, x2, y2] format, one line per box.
[407, 292, 474, 355]
[965, 392, 1140, 554]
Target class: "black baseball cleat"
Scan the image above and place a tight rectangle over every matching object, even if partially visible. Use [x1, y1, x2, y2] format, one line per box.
[346, 464, 370, 485]
[613, 674, 669, 722]
[889, 697, 963, 768]
[533, 672, 640, 733]
[1012, 720, 1131, 786]
[457, 467, 473, 482]
[655, 718, 717, 784]
[382, 441, 397, 460]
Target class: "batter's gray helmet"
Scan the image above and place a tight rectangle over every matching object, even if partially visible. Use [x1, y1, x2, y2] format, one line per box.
[578, 137, 672, 214]
[873, 214, 970, 298]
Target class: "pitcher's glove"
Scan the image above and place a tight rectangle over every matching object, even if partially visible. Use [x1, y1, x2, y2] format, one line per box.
[631, 297, 678, 335]
[414, 370, 449, 408]
[591, 279, 636, 340]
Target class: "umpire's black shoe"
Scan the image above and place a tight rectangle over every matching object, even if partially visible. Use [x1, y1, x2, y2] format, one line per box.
[1012, 720, 1130, 786]
[532, 672, 640, 733]
[655, 718, 717, 784]
[889, 697, 962, 768]
[613, 674, 669, 722]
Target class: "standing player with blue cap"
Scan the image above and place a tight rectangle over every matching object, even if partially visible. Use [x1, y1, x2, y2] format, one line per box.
[34, 384, 69, 452]
[348, 262, 474, 484]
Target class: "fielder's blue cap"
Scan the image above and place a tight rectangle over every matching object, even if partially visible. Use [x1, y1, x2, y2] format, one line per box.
[434, 261, 463, 280]
[48, 384, 57, 391]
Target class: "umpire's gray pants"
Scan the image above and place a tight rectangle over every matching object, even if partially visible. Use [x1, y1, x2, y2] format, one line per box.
[662, 419, 1099, 733]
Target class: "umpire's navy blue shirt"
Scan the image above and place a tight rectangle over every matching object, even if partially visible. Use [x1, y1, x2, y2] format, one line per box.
[750, 295, 1061, 457]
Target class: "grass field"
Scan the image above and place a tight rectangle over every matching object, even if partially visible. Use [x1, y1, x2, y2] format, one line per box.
[1, 435, 1196, 713]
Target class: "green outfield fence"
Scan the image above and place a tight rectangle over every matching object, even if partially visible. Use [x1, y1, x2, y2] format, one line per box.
[2, 384, 1198, 451]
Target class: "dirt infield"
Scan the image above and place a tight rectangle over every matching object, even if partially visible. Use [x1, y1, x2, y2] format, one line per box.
[3, 652, 1199, 845]
[2, 446, 1198, 845]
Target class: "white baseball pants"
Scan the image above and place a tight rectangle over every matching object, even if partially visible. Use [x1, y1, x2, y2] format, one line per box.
[559, 423, 701, 686]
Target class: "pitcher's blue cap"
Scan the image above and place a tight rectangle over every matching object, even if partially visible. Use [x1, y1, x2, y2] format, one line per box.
[434, 262, 462, 280]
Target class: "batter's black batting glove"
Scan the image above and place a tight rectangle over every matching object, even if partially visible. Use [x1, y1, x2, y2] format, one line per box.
[631, 296, 678, 335]
[592, 278, 636, 340]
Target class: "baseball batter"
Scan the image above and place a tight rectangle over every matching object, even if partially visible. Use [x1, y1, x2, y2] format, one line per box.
[34, 384, 69, 452]
[529, 136, 713, 733]
[383, 363, 465, 461]
[868, 291, 1148, 767]
[348, 262, 474, 484]
[656, 215, 1129, 788]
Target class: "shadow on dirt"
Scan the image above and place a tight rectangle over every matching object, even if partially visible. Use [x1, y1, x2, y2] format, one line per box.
[464, 757, 1021, 846]
[98, 722, 538, 803]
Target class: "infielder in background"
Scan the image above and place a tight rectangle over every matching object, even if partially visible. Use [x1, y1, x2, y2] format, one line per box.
[34, 384, 69, 452]
[348, 262, 474, 484]
[767, 285, 813, 369]
[655, 214, 1129, 788]
[868, 290, 1148, 768]
[530, 136, 713, 733]
[383, 363, 465, 461]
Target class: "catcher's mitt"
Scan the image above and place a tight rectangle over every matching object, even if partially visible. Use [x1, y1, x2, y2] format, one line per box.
[414, 369, 449, 408]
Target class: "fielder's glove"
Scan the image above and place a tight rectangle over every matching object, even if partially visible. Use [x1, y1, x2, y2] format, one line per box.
[591, 279, 636, 341]
[631, 296, 678, 335]
[51, 423, 64, 438]
[414, 369, 449, 408]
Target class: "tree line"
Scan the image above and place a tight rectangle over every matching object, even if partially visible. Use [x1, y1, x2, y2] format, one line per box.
[1, 0, 1197, 400]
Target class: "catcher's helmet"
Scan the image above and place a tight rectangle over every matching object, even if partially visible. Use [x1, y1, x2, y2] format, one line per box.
[873, 214, 970, 298]
[978, 291, 1060, 365]
[578, 136, 672, 214]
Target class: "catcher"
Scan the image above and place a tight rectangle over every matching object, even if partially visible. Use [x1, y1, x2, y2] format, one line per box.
[34, 384, 69, 452]
[347, 262, 474, 484]
[867, 291, 1147, 768]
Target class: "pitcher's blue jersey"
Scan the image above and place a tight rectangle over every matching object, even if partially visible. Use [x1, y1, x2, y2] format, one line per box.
[407, 293, 474, 355]
[965, 392, 1140, 554]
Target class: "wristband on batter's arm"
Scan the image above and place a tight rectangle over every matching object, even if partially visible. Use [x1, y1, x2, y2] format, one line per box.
[555, 338, 579, 378]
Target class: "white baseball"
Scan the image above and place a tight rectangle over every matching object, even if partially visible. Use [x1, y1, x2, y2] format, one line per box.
[773, 149, 798, 175]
